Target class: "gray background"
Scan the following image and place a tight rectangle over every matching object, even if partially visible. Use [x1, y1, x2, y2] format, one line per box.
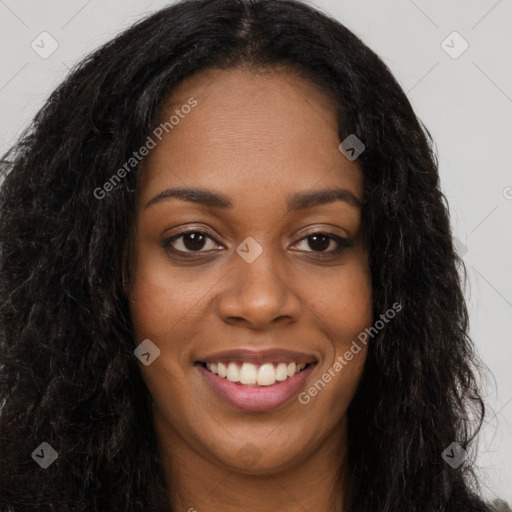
[1, 0, 511, 502]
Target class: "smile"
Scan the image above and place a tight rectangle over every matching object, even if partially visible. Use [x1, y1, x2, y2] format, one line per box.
[195, 360, 317, 412]
[201, 361, 308, 386]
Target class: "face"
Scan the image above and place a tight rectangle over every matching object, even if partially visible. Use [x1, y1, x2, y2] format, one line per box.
[128, 66, 372, 476]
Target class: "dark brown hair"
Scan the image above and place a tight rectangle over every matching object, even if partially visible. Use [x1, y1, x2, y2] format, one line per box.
[0, 0, 493, 510]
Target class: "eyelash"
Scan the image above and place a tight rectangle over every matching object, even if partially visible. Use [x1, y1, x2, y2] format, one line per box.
[161, 229, 353, 258]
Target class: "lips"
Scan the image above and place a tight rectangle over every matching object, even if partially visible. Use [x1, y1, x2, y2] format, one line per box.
[194, 348, 319, 412]
[195, 348, 317, 366]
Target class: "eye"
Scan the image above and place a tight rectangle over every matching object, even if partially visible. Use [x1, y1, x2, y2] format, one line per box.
[292, 232, 353, 256]
[161, 229, 353, 257]
[162, 230, 221, 254]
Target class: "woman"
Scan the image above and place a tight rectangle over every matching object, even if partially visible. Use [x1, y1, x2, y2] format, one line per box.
[0, 0, 498, 510]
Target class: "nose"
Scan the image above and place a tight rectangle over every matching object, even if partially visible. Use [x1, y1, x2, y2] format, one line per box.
[217, 245, 302, 330]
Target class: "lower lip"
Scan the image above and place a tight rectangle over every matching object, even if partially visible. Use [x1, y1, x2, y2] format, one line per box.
[196, 363, 316, 412]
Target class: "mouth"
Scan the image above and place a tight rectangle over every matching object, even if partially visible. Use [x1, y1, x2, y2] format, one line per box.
[194, 354, 318, 412]
[195, 360, 315, 387]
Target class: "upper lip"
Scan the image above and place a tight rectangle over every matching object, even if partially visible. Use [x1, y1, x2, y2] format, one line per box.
[196, 348, 318, 365]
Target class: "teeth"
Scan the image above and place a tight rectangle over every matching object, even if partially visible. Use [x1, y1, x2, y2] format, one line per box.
[257, 363, 276, 386]
[217, 362, 227, 378]
[239, 362, 257, 385]
[204, 361, 308, 386]
[275, 363, 289, 381]
[226, 362, 239, 383]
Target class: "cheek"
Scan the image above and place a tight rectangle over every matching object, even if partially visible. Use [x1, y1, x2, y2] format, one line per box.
[337, 269, 372, 337]
[306, 258, 372, 394]
[128, 245, 207, 342]
[129, 269, 170, 343]
[309, 257, 373, 342]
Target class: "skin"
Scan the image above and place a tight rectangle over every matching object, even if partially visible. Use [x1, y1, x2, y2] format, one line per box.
[128, 66, 373, 512]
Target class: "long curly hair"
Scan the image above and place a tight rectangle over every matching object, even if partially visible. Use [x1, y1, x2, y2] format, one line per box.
[0, 0, 495, 510]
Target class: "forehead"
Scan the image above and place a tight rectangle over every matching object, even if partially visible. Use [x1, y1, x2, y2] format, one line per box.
[137, 67, 363, 209]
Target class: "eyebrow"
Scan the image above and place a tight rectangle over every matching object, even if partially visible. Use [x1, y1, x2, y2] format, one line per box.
[144, 186, 361, 211]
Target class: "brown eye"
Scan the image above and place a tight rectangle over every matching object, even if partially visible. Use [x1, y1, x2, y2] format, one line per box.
[305, 233, 331, 252]
[293, 232, 353, 255]
[162, 230, 221, 254]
